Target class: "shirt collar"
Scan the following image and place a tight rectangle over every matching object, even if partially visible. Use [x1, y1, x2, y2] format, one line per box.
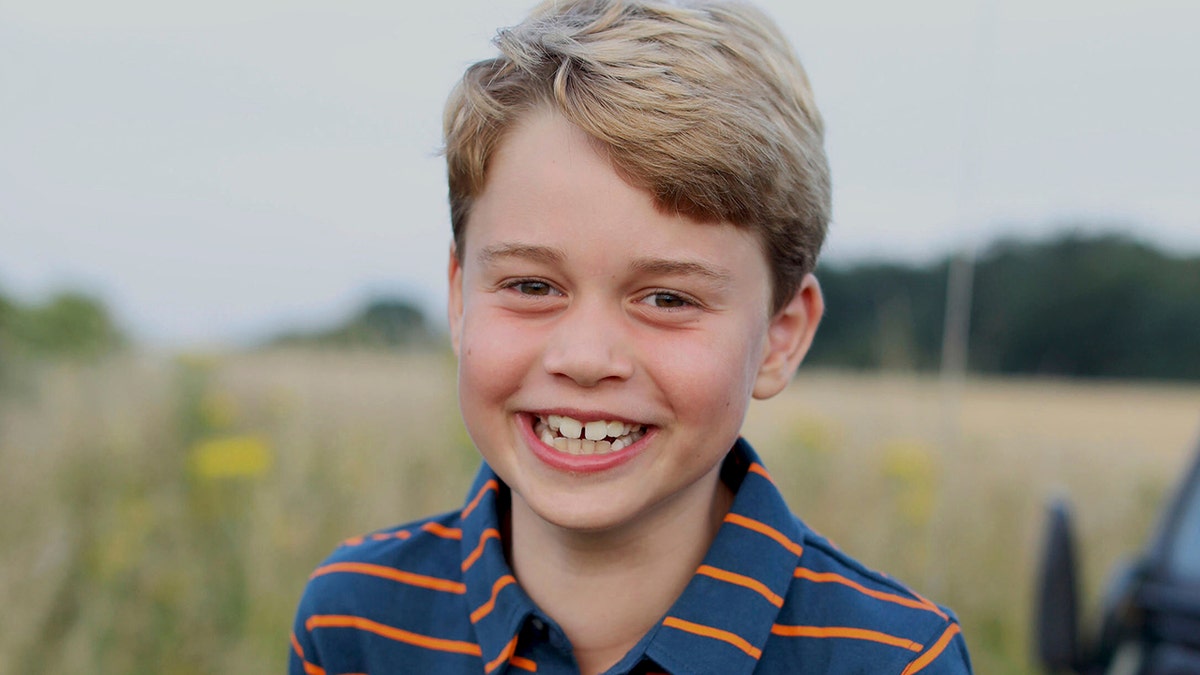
[643, 438, 803, 675]
[457, 438, 803, 675]
[458, 468, 535, 674]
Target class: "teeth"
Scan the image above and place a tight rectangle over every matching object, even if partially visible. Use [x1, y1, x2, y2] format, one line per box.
[584, 420, 608, 441]
[535, 414, 646, 456]
[558, 417, 583, 439]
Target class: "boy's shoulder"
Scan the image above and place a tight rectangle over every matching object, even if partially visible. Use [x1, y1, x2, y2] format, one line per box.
[690, 440, 970, 673]
[323, 511, 465, 567]
[765, 519, 971, 673]
[295, 510, 469, 616]
[289, 509, 493, 674]
[791, 523, 951, 622]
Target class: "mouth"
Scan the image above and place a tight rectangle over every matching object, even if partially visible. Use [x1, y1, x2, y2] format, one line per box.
[530, 413, 647, 456]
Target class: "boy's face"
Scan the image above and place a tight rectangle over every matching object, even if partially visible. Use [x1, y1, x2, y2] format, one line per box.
[448, 109, 821, 535]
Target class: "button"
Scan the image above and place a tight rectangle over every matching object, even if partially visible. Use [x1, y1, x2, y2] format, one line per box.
[531, 618, 545, 631]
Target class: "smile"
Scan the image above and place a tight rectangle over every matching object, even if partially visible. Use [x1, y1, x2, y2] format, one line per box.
[533, 414, 647, 456]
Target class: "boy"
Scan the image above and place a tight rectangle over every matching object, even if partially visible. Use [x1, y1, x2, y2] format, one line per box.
[290, 1, 973, 673]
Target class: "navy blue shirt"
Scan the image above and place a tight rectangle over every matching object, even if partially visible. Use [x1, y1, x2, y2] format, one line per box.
[290, 439, 973, 674]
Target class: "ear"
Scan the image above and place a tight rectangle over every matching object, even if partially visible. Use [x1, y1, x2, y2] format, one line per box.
[752, 273, 823, 400]
[447, 243, 464, 357]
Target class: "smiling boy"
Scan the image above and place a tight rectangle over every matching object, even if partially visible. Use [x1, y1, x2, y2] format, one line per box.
[290, 1, 972, 674]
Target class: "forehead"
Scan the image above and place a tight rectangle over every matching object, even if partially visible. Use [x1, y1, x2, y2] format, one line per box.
[463, 110, 771, 283]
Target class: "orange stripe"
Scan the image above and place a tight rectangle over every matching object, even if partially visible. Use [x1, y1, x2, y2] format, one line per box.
[311, 562, 465, 594]
[748, 462, 775, 484]
[770, 624, 923, 652]
[344, 530, 412, 547]
[901, 623, 962, 675]
[462, 479, 499, 519]
[908, 589, 951, 621]
[470, 575, 517, 623]
[463, 528, 502, 572]
[484, 635, 520, 673]
[510, 654, 537, 672]
[793, 568, 946, 619]
[306, 614, 482, 657]
[724, 513, 804, 558]
[662, 617, 762, 660]
[371, 530, 412, 542]
[422, 522, 463, 540]
[290, 631, 305, 659]
[696, 564, 783, 608]
[292, 631, 326, 674]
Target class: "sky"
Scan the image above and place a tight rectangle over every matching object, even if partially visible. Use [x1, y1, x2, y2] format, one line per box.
[2, 0, 1198, 346]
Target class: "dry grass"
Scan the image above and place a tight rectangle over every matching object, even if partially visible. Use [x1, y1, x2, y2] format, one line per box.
[1, 350, 1197, 674]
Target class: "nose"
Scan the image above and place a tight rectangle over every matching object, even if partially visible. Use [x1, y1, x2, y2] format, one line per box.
[541, 301, 635, 387]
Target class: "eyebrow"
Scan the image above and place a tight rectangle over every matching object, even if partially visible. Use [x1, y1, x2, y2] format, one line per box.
[630, 257, 733, 286]
[476, 243, 565, 266]
[476, 244, 733, 286]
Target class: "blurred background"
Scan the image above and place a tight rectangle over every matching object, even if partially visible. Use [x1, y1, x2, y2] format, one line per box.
[1, 0, 1198, 673]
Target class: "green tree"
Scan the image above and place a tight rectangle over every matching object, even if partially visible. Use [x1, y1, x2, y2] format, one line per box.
[807, 231, 1200, 381]
[269, 297, 437, 349]
[971, 234, 1200, 379]
[809, 262, 947, 371]
[9, 291, 125, 360]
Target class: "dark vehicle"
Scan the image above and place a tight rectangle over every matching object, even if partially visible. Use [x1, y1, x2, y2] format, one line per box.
[1035, 431, 1200, 675]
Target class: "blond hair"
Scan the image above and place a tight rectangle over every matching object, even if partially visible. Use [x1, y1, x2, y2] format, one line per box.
[443, 0, 830, 313]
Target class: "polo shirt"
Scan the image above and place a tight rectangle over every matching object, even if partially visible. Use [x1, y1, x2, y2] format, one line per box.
[290, 438, 973, 674]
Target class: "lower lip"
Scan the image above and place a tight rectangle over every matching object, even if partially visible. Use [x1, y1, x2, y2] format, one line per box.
[518, 413, 652, 474]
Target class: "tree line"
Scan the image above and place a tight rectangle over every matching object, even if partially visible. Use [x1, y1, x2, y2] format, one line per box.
[0, 290, 125, 364]
[267, 298, 439, 350]
[808, 232, 1200, 380]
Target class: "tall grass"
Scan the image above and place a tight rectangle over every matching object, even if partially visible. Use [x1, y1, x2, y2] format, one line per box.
[2, 350, 1197, 673]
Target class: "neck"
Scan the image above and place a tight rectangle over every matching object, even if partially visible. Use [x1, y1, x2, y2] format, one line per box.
[508, 465, 733, 675]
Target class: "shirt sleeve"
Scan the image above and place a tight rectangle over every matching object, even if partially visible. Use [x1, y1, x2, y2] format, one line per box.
[898, 622, 973, 675]
[289, 626, 320, 674]
[289, 588, 322, 675]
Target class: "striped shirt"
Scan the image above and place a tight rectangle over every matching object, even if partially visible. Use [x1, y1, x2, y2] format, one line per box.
[290, 438, 973, 674]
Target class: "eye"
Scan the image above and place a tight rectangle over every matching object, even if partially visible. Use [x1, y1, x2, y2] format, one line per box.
[640, 290, 695, 309]
[503, 279, 559, 297]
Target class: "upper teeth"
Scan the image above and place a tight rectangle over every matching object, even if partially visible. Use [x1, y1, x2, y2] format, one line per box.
[536, 414, 645, 455]
[547, 415, 634, 440]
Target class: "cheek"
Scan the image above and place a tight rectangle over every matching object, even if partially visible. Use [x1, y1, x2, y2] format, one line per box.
[457, 313, 537, 408]
[647, 325, 764, 413]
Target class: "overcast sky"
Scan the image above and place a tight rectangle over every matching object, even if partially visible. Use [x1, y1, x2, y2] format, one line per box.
[2, 0, 1197, 346]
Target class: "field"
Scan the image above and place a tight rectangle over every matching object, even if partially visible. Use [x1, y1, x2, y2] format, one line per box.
[2, 349, 1198, 674]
